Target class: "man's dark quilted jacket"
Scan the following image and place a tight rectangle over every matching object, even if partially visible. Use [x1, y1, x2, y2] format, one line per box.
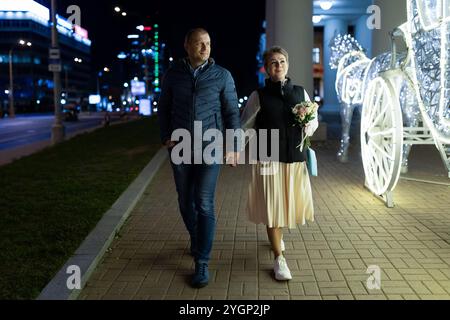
[158, 58, 241, 150]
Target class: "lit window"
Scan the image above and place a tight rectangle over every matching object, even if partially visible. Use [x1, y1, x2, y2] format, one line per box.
[313, 48, 321, 64]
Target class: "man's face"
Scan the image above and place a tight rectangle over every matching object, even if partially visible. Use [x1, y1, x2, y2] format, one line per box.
[185, 32, 211, 64]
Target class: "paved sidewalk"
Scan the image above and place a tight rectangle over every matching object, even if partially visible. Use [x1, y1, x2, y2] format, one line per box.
[78, 142, 450, 300]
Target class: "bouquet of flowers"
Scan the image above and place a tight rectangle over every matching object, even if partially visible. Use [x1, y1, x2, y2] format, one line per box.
[292, 101, 319, 151]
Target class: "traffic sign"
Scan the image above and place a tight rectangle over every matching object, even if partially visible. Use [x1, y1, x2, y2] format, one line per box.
[49, 48, 60, 59]
[49, 64, 62, 72]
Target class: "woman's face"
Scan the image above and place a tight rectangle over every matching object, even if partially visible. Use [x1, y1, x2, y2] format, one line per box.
[266, 53, 289, 82]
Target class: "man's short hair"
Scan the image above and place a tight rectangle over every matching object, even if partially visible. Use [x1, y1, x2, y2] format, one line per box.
[184, 28, 209, 44]
[263, 46, 289, 68]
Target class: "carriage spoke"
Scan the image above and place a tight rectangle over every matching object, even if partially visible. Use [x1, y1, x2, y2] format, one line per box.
[371, 103, 389, 127]
[368, 87, 381, 124]
[369, 141, 391, 180]
[368, 144, 389, 190]
[369, 139, 394, 161]
[367, 145, 379, 187]
[368, 128, 395, 138]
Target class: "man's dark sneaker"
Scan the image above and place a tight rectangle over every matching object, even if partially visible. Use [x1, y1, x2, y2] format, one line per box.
[191, 262, 209, 288]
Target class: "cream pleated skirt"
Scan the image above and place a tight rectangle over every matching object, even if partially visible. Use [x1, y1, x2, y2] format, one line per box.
[247, 161, 314, 229]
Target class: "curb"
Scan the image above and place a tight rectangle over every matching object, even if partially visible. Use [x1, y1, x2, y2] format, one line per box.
[37, 147, 168, 300]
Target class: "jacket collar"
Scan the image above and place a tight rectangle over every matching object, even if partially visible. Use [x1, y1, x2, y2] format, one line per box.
[264, 77, 293, 96]
[181, 57, 215, 73]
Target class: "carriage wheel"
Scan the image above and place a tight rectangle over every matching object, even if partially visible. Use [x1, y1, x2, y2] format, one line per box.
[361, 76, 403, 196]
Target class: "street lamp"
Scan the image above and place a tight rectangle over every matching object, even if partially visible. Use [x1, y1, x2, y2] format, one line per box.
[50, 0, 65, 145]
[97, 67, 110, 98]
[8, 39, 32, 118]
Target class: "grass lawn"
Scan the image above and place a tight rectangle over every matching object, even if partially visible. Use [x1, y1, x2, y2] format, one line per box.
[0, 116, 162, 299]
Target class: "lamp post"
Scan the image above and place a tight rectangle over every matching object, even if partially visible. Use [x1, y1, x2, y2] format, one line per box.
[8, 48, 14, 118]
[50, 0, 65, 145]
[8, 40, 32, 118]
[96, 67, 110, 110]
[97, 67, 110, 94]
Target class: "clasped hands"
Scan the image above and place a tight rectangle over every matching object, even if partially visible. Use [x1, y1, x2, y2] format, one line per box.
[164, 140, 240, 167]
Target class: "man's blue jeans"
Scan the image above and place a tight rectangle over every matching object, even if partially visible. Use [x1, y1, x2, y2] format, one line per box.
[170, 161, 220, 264]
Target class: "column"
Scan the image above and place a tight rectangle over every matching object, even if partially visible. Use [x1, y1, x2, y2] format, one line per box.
[355, 15, 373, 58]
[323, 18, 348, 109]
[372, 0, 407, 56]
[266, 0, 314, 95]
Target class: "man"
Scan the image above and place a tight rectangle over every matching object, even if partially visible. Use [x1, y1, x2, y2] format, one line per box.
[158, 28, 241, 288]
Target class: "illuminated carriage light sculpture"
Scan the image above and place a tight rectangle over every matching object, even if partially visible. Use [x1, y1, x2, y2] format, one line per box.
[331, 0, 450, 207]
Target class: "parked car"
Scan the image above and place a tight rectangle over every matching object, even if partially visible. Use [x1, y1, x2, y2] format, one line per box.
[63, 103, 79, 121]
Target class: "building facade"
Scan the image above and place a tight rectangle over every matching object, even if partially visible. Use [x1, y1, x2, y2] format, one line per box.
[266, 0, 407, 112]
[0, 0, 92, 114]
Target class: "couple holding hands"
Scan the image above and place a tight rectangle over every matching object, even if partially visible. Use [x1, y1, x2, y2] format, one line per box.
[158, 28, 319, 288]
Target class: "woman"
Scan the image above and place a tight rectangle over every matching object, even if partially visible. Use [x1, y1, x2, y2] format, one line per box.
[241, 46, 318, 281]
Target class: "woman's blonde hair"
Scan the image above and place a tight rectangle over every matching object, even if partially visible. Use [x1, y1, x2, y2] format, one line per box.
[263, 46, 289, 69]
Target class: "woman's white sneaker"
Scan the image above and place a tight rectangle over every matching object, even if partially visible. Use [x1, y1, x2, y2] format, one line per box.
[274, 255, 292, 281]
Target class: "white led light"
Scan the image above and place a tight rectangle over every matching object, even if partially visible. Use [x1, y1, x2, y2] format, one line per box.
[319, 0, 333, 11]
[312, 15, 322, 24]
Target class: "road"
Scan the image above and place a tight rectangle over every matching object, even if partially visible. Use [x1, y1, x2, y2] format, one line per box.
[0, 112, 131, 166]
[0, 112, 115, 151]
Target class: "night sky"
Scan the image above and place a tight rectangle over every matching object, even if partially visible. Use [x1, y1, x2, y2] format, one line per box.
[41, 0, 266, 96]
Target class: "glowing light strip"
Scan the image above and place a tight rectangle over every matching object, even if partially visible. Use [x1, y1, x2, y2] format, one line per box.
[439, 10, 449, 127]
[56, 14, 71, 30]
[416, 0, 441, 31]
[335, 52, 355, 101]
[416, 0, 449, 31]
[0, 0, 49, 21]
[342, 59, 370, 104]
[445, 0, 450, 19]
[74, 25, 88, 39]
[336, 51, 371, 105]
[0, 11, 48, 26]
